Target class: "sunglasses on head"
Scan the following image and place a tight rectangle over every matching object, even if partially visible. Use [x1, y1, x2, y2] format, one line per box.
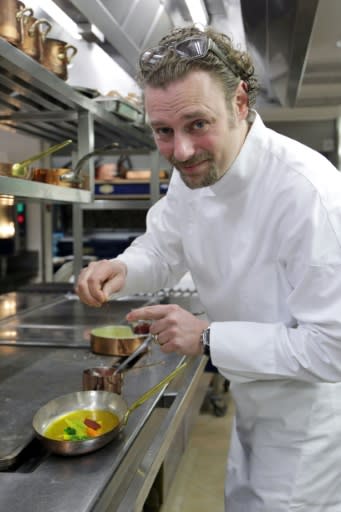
[139, 35, 237, 76]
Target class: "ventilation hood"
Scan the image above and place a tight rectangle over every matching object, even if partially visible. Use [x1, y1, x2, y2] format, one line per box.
[46, 0, 341, 120]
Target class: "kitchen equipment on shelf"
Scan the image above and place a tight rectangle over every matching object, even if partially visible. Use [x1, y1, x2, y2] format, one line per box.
[39, 37, 77, 80]
[0, 139, 73, 179]
[125, 169, 169, 180]
[0, 0, 26, 46]
[0, 163, 14, 177]
[58, 141, 123, 185]
[95, 96, 143, 122]
[32, 362, 187, 455]
[31, 167, 83, 188]
[72, 86, 101, 98]
[16, 9, 51, 61]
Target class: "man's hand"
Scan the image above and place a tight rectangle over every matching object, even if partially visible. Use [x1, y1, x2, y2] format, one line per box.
[126, 304, 209, 356]
[75, 259, 127, 307]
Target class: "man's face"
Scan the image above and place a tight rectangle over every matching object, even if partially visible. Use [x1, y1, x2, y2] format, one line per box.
[144, 70, 249, 189]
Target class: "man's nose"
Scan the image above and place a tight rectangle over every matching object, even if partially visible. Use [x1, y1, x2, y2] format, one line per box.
[172, 133, 195, 162]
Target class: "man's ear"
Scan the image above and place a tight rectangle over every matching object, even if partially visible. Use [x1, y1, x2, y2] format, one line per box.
[235, 81, 249, 120]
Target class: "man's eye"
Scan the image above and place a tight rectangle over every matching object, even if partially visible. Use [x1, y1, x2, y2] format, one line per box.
[192, 120, 208, 131]
[154, 127, 172, 137]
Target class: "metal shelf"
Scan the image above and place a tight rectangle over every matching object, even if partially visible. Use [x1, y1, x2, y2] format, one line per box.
[80, 198, 151, 209]
[0, 39, 158, 204]
[0, 175, 91, 203]
[0, 38, 154, 149]
[0, 38, 160, 276]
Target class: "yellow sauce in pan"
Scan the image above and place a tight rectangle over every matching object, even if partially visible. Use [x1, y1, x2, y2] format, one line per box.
[43, 409, 119, 441]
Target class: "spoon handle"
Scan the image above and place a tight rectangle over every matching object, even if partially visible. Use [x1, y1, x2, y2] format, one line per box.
[112, 334, 152, 375]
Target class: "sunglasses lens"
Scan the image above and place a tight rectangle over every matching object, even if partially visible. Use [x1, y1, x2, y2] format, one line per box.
[140, 46, 166, 66]
[175, 38, 208, 58]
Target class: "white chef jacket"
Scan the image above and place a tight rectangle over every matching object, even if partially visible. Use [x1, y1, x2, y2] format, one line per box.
[116, 112, 341, 511]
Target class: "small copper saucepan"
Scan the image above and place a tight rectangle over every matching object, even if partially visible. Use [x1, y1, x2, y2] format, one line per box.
[39, 37, 77, 80]
[16, 9, 51, 61]
[0, 139, 73, 179]
[83, 365, 124, 394]
[31, 167, 82, 188]
[0, 0, 26, 46]
[0, 163, 13, 177]
[90, 325, 151, 357]
[84, 334, 153, 394]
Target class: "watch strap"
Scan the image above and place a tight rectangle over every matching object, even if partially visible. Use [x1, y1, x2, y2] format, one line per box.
[200, 326, 210, 357]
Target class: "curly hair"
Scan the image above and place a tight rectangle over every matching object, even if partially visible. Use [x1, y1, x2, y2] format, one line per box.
[137, 25, 259, 108]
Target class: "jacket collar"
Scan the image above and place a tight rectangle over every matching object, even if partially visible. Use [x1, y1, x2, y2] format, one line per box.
[209, 110, 267, 198]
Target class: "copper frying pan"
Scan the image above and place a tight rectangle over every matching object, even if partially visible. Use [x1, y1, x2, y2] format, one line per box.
[32, 362, 187, 456]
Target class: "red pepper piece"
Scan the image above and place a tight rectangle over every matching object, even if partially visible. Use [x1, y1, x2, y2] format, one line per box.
[84, 418, 101, 430]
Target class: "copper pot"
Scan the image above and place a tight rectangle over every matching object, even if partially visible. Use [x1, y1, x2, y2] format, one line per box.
[31, 167, 81, 188]
[0, 163, 13, 177]
[0, 0, 26, 46]
[0, 139, 73, 179]
[90, 326, 149, 356]
[16, 10, 51, 60]
[82, 366, 124, 394]
[39, 38, 77, 80]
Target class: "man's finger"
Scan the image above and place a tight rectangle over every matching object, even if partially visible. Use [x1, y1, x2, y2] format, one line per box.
[126, 304, 171, 322]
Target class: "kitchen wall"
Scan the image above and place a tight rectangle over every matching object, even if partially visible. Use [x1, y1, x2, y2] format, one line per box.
[266, 119, 338, 166]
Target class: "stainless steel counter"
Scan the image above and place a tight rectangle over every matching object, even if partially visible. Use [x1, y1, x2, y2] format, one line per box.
[0, 292, 154, 347]
[0, 291, 208, 512]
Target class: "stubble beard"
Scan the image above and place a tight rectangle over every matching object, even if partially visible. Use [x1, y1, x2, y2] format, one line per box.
[179, 161, 220, 189]
[170, 152, 221, 190]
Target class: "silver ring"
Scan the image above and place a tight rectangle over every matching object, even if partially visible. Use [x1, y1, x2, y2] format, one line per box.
[152, 334, 159, 344]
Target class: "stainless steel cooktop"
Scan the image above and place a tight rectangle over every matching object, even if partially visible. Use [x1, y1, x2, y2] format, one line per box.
[0, 294, 150, 347]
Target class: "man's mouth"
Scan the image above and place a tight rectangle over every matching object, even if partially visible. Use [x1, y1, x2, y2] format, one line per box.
[180, 159, 209, 174]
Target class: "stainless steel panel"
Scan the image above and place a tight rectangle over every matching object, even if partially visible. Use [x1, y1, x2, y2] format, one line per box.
[0, 339, 184, 480]
[0, 292, 62, 322]
[0, 296, 150, 347]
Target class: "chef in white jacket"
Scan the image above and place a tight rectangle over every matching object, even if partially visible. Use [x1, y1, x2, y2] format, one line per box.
[76, 25, 341, 511]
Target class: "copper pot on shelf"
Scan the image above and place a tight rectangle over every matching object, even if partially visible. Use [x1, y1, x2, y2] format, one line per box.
[31, 167, 82, 188]
[39, 37, 77, 80]
[0, 139, 73, 179]
[16, 9, 51, 61]
[0, 0, 27, 46]
[0, 163, 13, 177]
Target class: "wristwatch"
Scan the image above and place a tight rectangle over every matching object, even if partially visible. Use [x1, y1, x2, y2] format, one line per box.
[200, 326, 211, 357]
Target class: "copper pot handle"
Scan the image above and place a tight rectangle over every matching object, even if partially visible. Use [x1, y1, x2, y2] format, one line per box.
[16, 8, 34, 20]
[28, 19, 52, 40]
[64, 44, 78, 64]
[11, 139, 73, 177]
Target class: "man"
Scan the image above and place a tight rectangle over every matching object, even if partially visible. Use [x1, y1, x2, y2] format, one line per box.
[76, 25, 341, 511]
